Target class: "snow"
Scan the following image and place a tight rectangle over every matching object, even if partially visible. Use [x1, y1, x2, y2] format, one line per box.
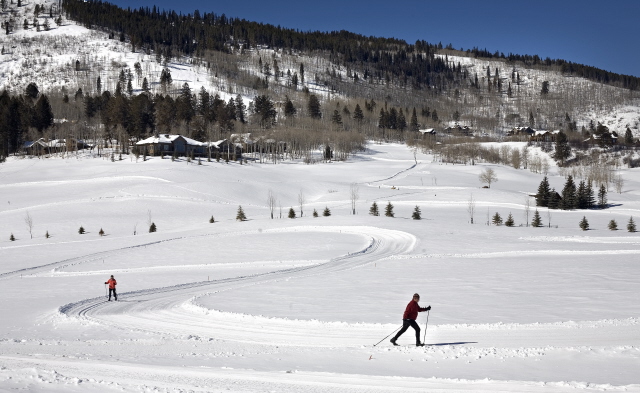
[1, 142, 640, 392]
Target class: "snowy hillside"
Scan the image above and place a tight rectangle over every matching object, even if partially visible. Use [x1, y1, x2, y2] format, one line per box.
[1, 143, 639, 391]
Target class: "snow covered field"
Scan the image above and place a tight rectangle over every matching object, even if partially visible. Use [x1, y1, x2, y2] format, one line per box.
[1, 143, 639, 392]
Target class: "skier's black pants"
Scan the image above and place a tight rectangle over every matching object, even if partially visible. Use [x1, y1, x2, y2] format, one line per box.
[109, 288, 117, 300]
[393, 319, 421, 343]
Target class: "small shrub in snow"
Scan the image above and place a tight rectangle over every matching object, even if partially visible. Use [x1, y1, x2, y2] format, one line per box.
[312, 209, 318, 218]
[99, 228, 105, 236]
[78, 226, 85, 234]
[385, 202, 394, 217]
[412, 206, 421, 220]
[288, 208, 296, 219]
[579, 216, 589, 231]
[209, 216, 215, 223]
[149, 222, 157, 233]
[236, 206, 247, 221]
[369, 201, 379, 216]
[45, 230, 50, 238]
[628, 217, 637, 233]
[323, 206, 331, 217]
[505, 213, 515, 227]
[608, 220, 618, 231]
[531, 210, 542, 227]
[10, 233, 15, 241]
[492, 212, 502, 226]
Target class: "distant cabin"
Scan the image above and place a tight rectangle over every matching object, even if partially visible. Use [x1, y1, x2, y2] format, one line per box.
[584, 131, 618, 147]
[136, 134, 206, 157]
[507, 126, 535, 137]
[530, 130, 560, 143]
[418, 128, 436, 137]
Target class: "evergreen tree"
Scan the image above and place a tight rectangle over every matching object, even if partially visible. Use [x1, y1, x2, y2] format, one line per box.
[34, 94, 54, 132]
[323, 206, 331, 216]
[97, 76, 102, 93]
[331, 109, 342, 125]
[397, 109, 407, 131]
[625, 127, 634, 145]
[369, 201, 379, 216]
[492, 212, 502, 226]
[531, 210, 542, 227]
[409, 107, 419, 131]
[9, 233, 15, 241]
[312, 209, 318, 217]
[209, 216, 215, 223]
[554, 131, 571, 166]
[78, 226, 85, 234]
[149, 222, 156, 232]
[385, 201, 394, 217]
[412, 206, 421, 220]
[288, 207, 296, 219]
[597, 184, 607, 209]
[608, 219, 618, 231]
[353, 104, 364, 123]
[99, 228, 105, 236]
[628, 217, 637, 232]
[536, 176, 551, 207]
[236, 206, 247, 221]
[253, 95, 276, 128]
[586, 182, 596, 209]
[579, 216, 589, 231]
[505, 213, 515, 227]
[576, 180, 588, 209]
[283, 96, 296, 118]
[45, 231, 50, 238]
[560, 175, 576, 210]
[307, 94, 321, 119]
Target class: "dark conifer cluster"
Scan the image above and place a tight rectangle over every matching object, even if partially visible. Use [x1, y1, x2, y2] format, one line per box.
[536, 175, 606, 210]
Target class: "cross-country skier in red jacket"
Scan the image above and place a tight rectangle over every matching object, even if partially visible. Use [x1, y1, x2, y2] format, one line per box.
[105, 275, 117, 301]
[390, 293, 430, 346]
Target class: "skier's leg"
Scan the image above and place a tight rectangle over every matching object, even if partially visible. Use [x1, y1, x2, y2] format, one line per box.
[391, 319, 411, 344]
[113, 288, 117, 301]
[108, 288, 112, 301]
[409, 319, 421, 344]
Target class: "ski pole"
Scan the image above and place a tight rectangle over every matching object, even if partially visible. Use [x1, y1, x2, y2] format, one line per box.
[423, 310, 430, 343]
[105, 283, 108, 299]
[373, 325, 402, 347]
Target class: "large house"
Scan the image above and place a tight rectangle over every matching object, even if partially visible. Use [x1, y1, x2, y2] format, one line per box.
[136, 134, 207, 156]
[530, 130, 560, 143]
[507, 126, 535, 137]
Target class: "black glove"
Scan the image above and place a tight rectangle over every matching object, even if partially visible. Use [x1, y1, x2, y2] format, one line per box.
[426, 305, 431, 311]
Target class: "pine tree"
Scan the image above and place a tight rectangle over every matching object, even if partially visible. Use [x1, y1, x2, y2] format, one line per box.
[323, 206, 331, 216]
[505, 213, 515, 227]
[409, 107, 419, 132]
[307, 94, 321, 119]
[536, 176, 551, 207]
[312, 209, 318, 217]
[560, 175, 576, 210]
[608, 219, 618, 231]
[385, 202, 394, 217]
[576, 180, 588, 209]
[586, 182, 596, 209]
[149, 222, 156, 232]
[9, 233, 15, 241]
[492, 212, 503, 226]
[554, 131, 571, 166]
[99, 228, 105, 236]
[236, 206, 247, 221]
[598, 184, 607, 209]
[353, 104, 364, 123]
[628, 217, 637, 233]
[579, 216, 589, 231]
[45, 230, 50, 238]
[78, 226, 85, 234]
[412, 206, 421, 220]
[531, 210, 542, 227]
[209, 216, 215, 223]
[625, 127, 634, 145]
[369, 201, 379, 216]
[286, 207, 296, 219]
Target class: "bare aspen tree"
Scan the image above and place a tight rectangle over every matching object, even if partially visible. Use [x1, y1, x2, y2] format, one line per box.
[350, 183, 359, 215]
[24, 211, 34, 239]
[147, 209, 153, 228]
[479, 167, 498, 188]
[298, 190, 306, 217]
[614, 174, 624, 194]
[524, 197, 531, 227]
[267, 189, 277, 219]
[547, 208, 552, 228]
[467, 194, 476, 224]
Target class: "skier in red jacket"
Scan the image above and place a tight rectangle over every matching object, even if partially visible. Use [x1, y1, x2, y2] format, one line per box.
[390, 293, 430, 346]
[105, 275, 117, 301]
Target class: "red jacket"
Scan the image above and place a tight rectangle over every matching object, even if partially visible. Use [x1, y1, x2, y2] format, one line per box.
[105, 278, 117, 289]
[402, 300, 428, 320]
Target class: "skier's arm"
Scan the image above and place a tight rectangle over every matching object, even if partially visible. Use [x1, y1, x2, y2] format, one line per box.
[420, 305, 431, 312]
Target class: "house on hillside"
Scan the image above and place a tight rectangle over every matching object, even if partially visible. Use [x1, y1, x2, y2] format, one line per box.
[136, 134, 206, 157]
[507, 126, 535, 137]
[46, 138, 90, 153]
[444, 124, 473, 136]
[418, 128, 436, 137]
[22, 139, 48, 156]
[530, 130, 560, 143]
[205, 139, 243, 159]
[584, 131, 618, 147]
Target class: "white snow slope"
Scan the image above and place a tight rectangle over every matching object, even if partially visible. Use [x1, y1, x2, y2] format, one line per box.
[1, 143, 639, 392]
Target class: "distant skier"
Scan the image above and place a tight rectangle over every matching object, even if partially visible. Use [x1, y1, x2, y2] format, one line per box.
[390, 293, 430, 347]
[105, 275, 117, 301]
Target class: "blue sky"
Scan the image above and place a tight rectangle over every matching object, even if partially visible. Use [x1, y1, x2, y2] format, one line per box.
[108, 0, 640, 78]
